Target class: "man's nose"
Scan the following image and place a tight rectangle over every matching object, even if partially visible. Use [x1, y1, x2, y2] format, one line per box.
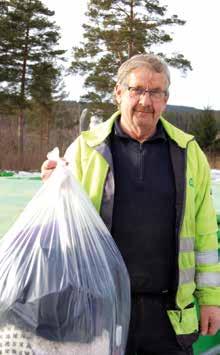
[139, 92, 152, 105]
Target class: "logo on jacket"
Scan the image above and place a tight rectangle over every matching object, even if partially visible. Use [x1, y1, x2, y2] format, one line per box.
[189, 178, 194, 187]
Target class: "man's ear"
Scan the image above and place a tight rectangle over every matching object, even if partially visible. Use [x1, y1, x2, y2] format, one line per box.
[114, 84, 122, 105]
[162, 93, 169, 111]
[165, 92, 169, 103]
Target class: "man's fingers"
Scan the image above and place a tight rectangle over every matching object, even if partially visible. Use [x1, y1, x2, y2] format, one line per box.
[40, 158, 68, 181]
[44, 160, 57, 170]
[200, 313, 209, 336]
[207, 321, 218, 336]
[200, 306, 220, 336]
[41, 160, 57, 181]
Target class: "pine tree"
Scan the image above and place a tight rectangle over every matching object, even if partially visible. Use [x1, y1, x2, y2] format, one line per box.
[29, 62, 66, 156]
[70, 0, 192, 114]
[0, 0, 65, 167]
[190, 107, 218, 150]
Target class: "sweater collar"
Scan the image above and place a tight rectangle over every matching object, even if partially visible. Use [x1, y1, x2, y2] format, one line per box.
[114, 117, 167, 142]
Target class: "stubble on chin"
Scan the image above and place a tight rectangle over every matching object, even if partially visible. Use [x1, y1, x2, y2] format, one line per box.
[133, 110, 154, 122]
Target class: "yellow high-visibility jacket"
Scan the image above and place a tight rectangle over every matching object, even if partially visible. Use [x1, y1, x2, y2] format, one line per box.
[65, 111, 220, 336]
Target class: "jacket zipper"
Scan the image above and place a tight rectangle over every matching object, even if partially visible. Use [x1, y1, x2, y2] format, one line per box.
[139, 143, 144, 181]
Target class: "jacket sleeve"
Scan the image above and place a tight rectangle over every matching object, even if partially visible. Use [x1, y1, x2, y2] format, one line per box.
[194, 143, 220, 306]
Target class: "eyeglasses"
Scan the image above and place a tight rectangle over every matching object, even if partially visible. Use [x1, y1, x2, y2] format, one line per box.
[127, 86, 167, 101]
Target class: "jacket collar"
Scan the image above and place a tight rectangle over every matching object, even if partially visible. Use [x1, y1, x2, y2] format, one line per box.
[81, 111, 194, 149]
[160, 117, 194, 148]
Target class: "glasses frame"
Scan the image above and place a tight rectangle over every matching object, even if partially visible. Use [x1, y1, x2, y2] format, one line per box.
[127, 86, 167, 101]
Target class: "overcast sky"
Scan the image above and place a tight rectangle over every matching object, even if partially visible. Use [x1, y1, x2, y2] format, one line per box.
[43, 0, 220, 110]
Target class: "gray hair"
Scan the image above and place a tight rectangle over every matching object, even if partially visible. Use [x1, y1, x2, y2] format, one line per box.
[116, 53, 170, 93]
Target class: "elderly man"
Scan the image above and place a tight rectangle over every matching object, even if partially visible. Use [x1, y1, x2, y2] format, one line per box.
[42, 54, 220, 355]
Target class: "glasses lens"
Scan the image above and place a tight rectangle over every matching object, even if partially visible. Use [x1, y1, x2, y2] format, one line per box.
[128, 87, 166, 100]
[128, 87, 143, 97]
[150, 91, 164, 100]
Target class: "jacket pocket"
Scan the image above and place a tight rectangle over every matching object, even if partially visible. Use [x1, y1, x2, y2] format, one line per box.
[167, 303, 199, 349]
[167, 303, 198, 335]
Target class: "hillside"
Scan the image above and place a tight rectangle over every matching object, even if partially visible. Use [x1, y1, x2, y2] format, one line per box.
[166, 104, 201, 112]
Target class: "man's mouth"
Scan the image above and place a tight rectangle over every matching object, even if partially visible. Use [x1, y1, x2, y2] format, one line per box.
[134, 109, 154, 114]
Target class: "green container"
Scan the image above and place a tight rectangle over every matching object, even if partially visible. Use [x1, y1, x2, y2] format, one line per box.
[0, 176, 42, 238]
[0, 170, 14, 177]
[193, 336, 220, 354]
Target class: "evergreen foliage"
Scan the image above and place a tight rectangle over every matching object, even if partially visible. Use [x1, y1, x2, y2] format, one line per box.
[71, 0, 192, 113]
[29, 62, 67, 154]
[190, 107, 218, 149]
[1, 103, 220, 170]
[30, 62, 65, 106]
[0, 0, 65, 166]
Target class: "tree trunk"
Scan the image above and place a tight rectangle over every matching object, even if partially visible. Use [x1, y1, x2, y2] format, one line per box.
[18, 109, 24, 169]
[18, 24, 29, 170]
[45, 109, 51, 150]
[40, 107, 51, 159]
[128, 0, 134, 58]
[40, 111, 44, 158]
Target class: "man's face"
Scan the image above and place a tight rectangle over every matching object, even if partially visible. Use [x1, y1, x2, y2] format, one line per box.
[115, 67, 169, 139]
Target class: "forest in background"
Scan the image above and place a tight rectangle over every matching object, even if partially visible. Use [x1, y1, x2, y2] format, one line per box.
[0, 0, 219, 171]
[1, 102, 220, 171]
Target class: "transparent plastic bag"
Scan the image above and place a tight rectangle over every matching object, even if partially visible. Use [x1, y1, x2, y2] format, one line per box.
[0, 148, 130, 355]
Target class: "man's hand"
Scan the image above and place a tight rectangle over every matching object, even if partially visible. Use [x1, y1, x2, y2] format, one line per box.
[200, 305, 220, 335]
[41, 160, 57, 181]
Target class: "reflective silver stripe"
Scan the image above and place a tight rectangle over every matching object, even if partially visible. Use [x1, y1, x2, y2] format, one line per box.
[196, 250, 219, 265]
[179, 267, 195, 284]
[196, 272, 220, 287]
[95, 142, 115, 231]
[179, 237, 194, 252]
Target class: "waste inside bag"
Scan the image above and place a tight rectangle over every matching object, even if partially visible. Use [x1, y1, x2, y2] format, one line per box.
[0, 148, 131, 354]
